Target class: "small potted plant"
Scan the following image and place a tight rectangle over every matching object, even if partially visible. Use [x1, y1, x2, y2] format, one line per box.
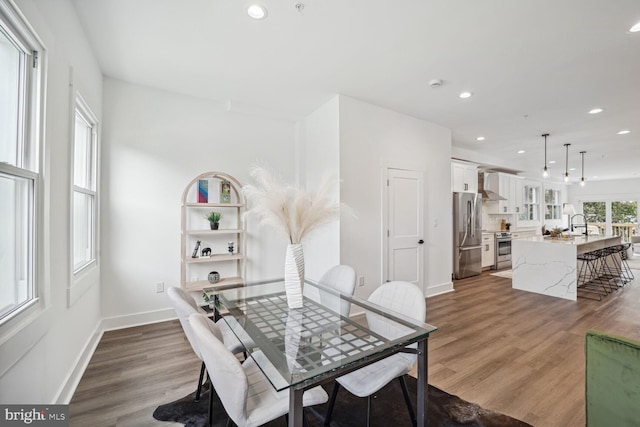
[550, 226, 564, 238]
[206, 211, 222, 230]
[505, 222, 511, 231]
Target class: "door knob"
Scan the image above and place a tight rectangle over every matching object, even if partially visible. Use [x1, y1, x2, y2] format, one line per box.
[418, 239, 424, 244]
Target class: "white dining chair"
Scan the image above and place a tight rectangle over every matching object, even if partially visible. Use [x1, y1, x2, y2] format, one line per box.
[323, 281, 426, 427]
[189, 313, 329, 427]
[167, 286, 248, 401]
[318, 265, 357, 317]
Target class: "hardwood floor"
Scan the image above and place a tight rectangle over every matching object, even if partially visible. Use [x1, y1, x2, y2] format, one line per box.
[69, 270, 640, 426]
[426, 270, 640, 426]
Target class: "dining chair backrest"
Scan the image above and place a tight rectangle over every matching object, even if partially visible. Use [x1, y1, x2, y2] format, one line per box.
[167, 286, 203, 360]
[318, 265, 357, 317]
[189, 313, 249, 425]
[366, 281, 426, 341]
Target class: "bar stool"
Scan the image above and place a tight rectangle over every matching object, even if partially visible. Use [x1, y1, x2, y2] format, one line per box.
[619, 243, 635, 282]
[596, 246, 623, 290]
[577, 249, 609, 300]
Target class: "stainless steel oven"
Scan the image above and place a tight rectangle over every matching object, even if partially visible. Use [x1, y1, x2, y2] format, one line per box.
[495, 232, 512, 269]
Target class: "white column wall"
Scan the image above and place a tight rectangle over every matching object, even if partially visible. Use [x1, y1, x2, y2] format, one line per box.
[0, 0, 103, 404]
[297, 96, 341, 281]
[338, 96, 453, 299]
[100, 79, 297, 324]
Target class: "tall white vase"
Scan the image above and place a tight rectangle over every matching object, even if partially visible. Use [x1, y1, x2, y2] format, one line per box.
[284, 243, 305, 308]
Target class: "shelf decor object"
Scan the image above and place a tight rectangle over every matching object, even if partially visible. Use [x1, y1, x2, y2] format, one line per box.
[181, 172, 246, 291]
[243, 165, 345, 308]
[198, 179, 208, 203]
[220, 180, 231, 203]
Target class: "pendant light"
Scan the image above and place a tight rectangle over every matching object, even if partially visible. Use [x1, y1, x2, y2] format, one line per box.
[563, 143, 571, 182]
[580, 151, 586, 186]
[542, 133, 550, 177]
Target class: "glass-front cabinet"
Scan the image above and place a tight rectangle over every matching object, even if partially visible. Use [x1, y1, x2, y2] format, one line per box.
[522, 183, 540, 222]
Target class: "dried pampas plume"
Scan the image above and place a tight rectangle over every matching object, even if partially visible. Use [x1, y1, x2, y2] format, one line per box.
[243, 166, 349, 244]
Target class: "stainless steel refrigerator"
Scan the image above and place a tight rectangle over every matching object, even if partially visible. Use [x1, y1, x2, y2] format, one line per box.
[453, 192, 482, 279]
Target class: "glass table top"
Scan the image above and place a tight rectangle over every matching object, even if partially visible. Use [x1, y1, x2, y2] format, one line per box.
[205, 279, 437, 391]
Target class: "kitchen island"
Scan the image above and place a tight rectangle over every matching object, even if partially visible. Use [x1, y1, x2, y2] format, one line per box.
[512, 235, 621, 301]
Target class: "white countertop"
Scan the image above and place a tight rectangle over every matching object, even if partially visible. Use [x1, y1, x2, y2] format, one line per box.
[516, 235, 619, 246]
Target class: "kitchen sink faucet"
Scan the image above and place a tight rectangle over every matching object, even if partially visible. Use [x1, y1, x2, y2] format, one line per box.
[570, 214, 589, 236]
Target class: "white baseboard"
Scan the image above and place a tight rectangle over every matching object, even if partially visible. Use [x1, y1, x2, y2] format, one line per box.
[54, 308, 177, 403]
[54, 323, 103, 404]
[426, 281, 454, 297]
[101, 308, 176, 332]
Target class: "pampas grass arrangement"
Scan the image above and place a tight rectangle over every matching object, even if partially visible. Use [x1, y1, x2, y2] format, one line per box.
[243, 166, 345, 244]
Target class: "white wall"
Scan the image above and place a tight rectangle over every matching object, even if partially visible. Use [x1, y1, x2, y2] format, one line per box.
[568, 178, 640, 204]
[338, 96, 453, 299]
[0, 0, 103, 404]
[100, 79, 298, 325]
[296, 96, 341, 281]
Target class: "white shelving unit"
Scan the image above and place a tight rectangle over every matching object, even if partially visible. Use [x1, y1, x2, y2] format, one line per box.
[181, 172, 246, 292]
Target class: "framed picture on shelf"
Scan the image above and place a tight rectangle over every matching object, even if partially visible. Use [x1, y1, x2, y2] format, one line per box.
[197, 179, 208, 203]
[220, 180, 231, 203]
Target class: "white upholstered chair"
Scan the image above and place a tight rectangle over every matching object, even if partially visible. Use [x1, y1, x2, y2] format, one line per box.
[189, 313, 329, 427]
[323, 281, 426, 427]
[167, 286, 247, 401]
[318, 265, 357, 317]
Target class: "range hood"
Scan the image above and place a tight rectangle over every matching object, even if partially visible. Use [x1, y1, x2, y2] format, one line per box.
[478, 172, 507, 201]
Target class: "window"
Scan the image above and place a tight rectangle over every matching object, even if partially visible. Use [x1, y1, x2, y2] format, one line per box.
[72, 97, 98, 273]
[612, 201, 637, 242]
[523, 185, 540, 221]
[545, 189, 561, 220]
[0, 6, 43, 324]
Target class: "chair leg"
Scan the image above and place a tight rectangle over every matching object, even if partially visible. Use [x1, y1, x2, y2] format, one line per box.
[398, 376, 417, 427]
[366, 395, 371, 427]
[208, 378, 214, 427]
[195, 361, 206, 401]
[323, 382, 340, 426]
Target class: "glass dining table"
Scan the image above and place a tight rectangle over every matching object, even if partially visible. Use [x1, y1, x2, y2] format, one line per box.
[204, 279, 437, 427]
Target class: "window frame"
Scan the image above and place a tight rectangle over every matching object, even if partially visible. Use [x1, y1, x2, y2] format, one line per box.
[0, 0, 48, 341]
[68, 91, 100, 306]
[544, 188, 561, 220]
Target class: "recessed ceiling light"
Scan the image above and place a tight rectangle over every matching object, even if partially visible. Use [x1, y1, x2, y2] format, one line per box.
[589, 108, 604, 114]
[592, 175, 599, 179]
[476, 136, 485, 141]
[247, 4, 267, 19]
[569, 168, 577, 171]
[630, 22, 640, 32]
[549, 160, 556, 164]
[617, 130, 631, 135]
[459, 91, 473, 99]
[517, 150, 526, 154]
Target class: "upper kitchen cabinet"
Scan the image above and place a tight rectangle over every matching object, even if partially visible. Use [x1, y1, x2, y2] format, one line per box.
[485, 172, 524, 215]
[451, 161, 478, 193]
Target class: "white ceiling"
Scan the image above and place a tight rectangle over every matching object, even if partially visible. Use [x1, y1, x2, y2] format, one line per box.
[71, 0, 640, 182]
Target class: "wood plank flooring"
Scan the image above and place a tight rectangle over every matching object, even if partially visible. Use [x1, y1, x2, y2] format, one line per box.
[426, 270, 640, 426]
[70, 270, 640, 426]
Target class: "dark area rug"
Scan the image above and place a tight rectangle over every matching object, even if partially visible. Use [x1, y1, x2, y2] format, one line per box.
[153, 376, 531, 427]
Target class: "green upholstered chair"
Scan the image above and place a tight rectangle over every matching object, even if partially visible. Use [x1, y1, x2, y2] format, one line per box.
[585, 330, 640, 427]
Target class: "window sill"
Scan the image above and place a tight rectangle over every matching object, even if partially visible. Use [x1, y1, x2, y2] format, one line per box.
[69, 261, 99, 307]
[0, 300, 50, 377]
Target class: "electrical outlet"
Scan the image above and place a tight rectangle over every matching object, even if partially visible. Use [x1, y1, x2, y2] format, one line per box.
[358, 276, 365, 287]
[155, 281, 164, 293]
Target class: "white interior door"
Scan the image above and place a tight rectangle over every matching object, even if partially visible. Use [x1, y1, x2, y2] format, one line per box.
[386, 168, 424, 288]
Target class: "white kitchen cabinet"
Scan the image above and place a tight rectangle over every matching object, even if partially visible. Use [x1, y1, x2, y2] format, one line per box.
[481, 233, 495, 268]
[451, 161, 478, 193]
[485, 172, 523, 214]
